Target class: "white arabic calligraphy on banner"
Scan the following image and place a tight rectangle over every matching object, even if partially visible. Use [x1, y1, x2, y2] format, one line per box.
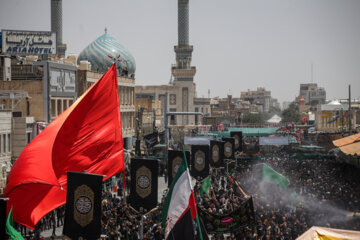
[2, 30, 57, 55]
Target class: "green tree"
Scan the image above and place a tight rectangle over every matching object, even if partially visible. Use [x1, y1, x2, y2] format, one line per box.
[242, 112, 264, 124]
[281, 102, 300, 123]
[269, 106, 281, 115]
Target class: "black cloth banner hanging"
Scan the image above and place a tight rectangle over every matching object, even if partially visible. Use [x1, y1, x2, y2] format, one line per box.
[159, 131, 166, 144]
[168, 150, 190, 187]
[222, 138, 235, 159]
[130, 158, 158, 212]
[135, 139, 141, 156]
[190, 145, 210, 179]
[230, 131, 243, 152]
[63, 171, 103, 240]
[143, 132, 159, 149]
[210, 140, 224, 168]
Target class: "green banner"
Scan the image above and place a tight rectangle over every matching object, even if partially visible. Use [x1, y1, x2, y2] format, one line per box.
[262, 164, 290, 188]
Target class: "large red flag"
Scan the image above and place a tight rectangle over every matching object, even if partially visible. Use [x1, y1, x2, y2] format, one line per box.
[4, 64, 124, 229]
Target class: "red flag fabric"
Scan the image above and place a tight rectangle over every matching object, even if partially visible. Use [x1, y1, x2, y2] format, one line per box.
[4, 64, 124, 229]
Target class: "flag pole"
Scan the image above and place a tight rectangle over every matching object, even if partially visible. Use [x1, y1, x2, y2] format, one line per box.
[182, 146, 203, 240]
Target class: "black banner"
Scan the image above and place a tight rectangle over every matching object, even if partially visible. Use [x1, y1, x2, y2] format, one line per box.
[63, 172, 103, 240]
[130, 158, 158, 212]
[159, 131, 165, 144]
[135, 139, 141, 156]
[143, 132, 159, 148]
[222, 138, 235, 159]
[168, 150, 190, 187]
[0, 198, 7, 240]
[230, 131, 243, 152]
[210, 140, 224, 168]
[199, 197, 255, 233]
[190, 145, 210, 179]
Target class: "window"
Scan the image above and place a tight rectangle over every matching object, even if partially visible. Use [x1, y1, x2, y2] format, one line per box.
[170, 94, 176, 105]
[7, 134, 10, 152]
[26, 100, 30, 116]
[121, 87, 125, 105]
[169, 108, 176, 122]
[57, 99, 62, 116]
[130, 89, 134, 105]
[1, 135, 5, 153]
[51, 99, 56, 118]
[27, 133, 31, 144]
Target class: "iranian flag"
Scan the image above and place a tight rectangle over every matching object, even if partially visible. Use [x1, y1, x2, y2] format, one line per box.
[161, 152, 201, 240]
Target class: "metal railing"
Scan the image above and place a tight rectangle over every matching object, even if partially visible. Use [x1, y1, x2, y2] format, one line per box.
[0, 65, 43, 81]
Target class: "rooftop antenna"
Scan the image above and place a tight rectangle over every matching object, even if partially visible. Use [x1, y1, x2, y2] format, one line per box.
[311, 63, 314, 83]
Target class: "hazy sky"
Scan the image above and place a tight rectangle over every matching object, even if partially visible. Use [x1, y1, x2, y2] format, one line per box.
[1, 0, 359, 104]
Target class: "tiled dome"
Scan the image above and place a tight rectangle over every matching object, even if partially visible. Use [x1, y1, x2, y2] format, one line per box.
[77, 33, 136, 75]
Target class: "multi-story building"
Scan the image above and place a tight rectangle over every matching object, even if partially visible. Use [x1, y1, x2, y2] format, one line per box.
[299, 83, 326, 105]
[0, 57, 77, 123]
[193, 98, 211, 124]
[134, 96, 162, 136]
[240, 87, 278, 112]
[315, 100, 357, 132]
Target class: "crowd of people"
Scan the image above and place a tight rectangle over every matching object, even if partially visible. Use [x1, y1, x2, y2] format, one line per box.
[10, 148, 360, 240]
[231, 151, 360, 239]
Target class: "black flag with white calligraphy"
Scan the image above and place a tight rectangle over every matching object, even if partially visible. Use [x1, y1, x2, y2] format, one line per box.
[63, 171, 103, 240]
[210, 140, 224, 168]
[190, 145, 210, 179]
[130, 158, 158, 212]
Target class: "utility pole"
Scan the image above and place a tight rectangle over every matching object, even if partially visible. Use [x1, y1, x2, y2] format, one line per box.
[349, 85, 352, 135]
[165, 93, 169, 154]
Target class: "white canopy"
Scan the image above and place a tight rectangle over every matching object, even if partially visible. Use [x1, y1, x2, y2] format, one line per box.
[266, 114, 282, 123]
[297, 226, 360, 240]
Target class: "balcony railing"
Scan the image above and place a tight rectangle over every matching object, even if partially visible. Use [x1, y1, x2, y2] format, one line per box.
[0, 65, 43, 81]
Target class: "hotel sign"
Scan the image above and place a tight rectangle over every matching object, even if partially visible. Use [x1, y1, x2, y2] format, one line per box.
[2, 30, 57, 55]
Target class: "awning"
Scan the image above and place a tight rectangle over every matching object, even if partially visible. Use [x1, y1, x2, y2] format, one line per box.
[333, 133, 360, 147]
[296, 226, 360, 240]
[339, 142, 360, 155]
[259, 136, 289, 145]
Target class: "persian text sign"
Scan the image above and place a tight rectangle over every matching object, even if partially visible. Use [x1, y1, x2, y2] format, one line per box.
[2, 30, 57, 55]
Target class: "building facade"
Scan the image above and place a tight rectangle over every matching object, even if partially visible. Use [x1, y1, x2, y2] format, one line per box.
[134, 96, 162, 136]
[0, 111, 11, 194]
[240, 87, 279, 112]
[299, 83, 326, 105]
[315, 100, 356, 132]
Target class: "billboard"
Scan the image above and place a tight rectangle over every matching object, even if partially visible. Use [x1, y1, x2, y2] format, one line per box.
[1, 30, 57, 55]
